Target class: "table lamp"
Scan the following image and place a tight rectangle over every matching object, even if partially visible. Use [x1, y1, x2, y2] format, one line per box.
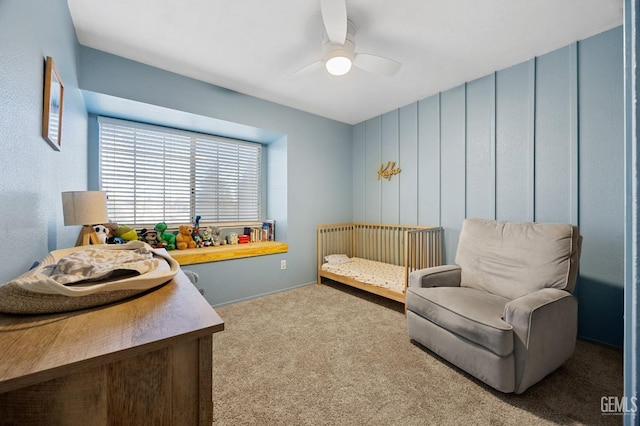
[62, 191, 109, 246]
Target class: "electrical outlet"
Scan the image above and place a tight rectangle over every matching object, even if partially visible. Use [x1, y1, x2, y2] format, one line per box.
[280, 259, 286, 270]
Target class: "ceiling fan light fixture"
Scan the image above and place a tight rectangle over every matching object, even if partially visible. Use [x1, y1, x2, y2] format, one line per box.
[324, 45, 353, 76]
[326, 55, 352, 76]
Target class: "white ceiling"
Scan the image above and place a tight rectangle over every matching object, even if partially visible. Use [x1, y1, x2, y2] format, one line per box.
[67, 0, 623, 125]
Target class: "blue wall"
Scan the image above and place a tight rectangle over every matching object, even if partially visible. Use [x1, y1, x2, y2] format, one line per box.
[353, 27, 624, 347]
[0, 0, 88, 282]
[77, 47, 354, 306]
[0, 1, 624, 349]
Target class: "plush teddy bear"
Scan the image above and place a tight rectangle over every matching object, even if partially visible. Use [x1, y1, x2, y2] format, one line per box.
[176, 224, 197, 250]
[154, 222, 176, 250]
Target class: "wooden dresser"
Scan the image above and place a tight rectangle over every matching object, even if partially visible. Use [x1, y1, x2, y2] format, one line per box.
[0, 269, 224, 425]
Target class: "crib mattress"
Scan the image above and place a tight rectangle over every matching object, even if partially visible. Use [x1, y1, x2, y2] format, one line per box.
[321, 257, 405, 293]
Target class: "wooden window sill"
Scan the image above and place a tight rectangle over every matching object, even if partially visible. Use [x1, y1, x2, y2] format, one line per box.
[168, 241, 288, 265]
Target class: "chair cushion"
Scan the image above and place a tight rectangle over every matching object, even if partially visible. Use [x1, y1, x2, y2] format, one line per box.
[406, 286, 513, 356]
[455, 218, 581, 300]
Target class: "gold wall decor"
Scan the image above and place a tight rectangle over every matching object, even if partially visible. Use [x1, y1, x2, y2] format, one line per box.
[377, 161, 401, 181]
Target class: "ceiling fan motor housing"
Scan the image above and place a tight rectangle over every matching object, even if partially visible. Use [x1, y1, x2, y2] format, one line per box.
[322, 18, 356, 75]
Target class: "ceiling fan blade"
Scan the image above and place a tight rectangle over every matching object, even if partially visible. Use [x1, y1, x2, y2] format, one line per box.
[288, 60, 324, 81]
[353, 53, 402, 77]
[321, 0, 347, 44]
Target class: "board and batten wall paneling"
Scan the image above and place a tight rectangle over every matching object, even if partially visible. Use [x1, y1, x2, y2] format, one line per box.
[440, 86, 467, 262]
[353, 122, 365, 221]
[496, 60, 535, 223]
[417, 96, 441, 227]
[355, 108, 419, 224]
[534, 44, 577, 224]
[351, 27, 623, 346]
[466, 74, 496, 220]
[576, 27, 624, 347]
[365, 117, 382, 222]
[399, 103, 419, 225]
[381, 110, 400, 223]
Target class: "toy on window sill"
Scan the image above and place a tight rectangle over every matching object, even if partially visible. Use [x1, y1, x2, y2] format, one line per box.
[92, 224, 110, 244]
[103, 221, 129, 244]
[176, 225, 197, 250]
[192, 215, 202, 245]
[200, 226, 213, 247]
[154, 222, 176, 250]
[211, 227, 222, 246]
[113, 223, 138, 242]
[227, 232, 239, 245]
[140, 228, 162, 248]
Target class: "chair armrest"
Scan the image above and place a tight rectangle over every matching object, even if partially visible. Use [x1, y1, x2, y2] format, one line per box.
[504, 288, 578, 394]
[409, 265, 461, 288]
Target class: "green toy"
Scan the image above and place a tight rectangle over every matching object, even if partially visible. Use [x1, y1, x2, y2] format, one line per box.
[114, 224, 138, 242]
[155, 222, 176, 250]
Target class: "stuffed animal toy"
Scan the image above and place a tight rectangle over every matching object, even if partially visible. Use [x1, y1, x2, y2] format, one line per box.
[92, 224, 110, 244]
[140, 228, 160, 247]
[212, 227, 222, 246]
[200, 226, 213, 247]
[114, 224, 138, 242]
[192, 215, 201, 239]
[103, 221, 124, 244]
[104, 220, 119, 237]
[108, 236, 125, 244]
[176, 225, 197, 250]
[154, 222, 176, 250]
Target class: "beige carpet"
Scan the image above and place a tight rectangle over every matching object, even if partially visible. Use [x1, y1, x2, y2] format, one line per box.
[212, 281, 623, 425]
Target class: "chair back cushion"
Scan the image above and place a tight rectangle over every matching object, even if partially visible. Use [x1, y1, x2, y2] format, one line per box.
[455, 218, 581, 300]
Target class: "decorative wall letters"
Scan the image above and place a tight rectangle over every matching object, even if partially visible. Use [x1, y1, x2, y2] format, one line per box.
[377, 161, 401, 181]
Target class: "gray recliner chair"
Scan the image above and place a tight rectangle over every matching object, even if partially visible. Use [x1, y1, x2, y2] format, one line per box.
[406, 218, 582, 394]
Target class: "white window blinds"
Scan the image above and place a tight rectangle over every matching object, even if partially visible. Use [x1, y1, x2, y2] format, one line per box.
[98, 117, 262, 226]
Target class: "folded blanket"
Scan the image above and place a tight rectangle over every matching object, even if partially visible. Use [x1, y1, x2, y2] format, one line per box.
[0, 241, 181, 314]
[51, 246, 159, 285]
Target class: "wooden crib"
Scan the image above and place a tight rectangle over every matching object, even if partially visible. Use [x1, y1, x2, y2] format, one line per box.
[317, 223, 444, 303]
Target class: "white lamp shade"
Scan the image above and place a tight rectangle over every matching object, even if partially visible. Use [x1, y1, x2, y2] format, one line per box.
[62, 191, 109, 226]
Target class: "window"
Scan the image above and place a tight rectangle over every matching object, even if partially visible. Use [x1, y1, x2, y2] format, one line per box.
[98, 117, 262, 227]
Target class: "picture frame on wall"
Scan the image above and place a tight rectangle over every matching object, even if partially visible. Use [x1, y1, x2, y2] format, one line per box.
[42, 56, 64, 151]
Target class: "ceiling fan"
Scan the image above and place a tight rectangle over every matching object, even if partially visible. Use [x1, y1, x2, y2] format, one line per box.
[289, 0, 402, 79]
